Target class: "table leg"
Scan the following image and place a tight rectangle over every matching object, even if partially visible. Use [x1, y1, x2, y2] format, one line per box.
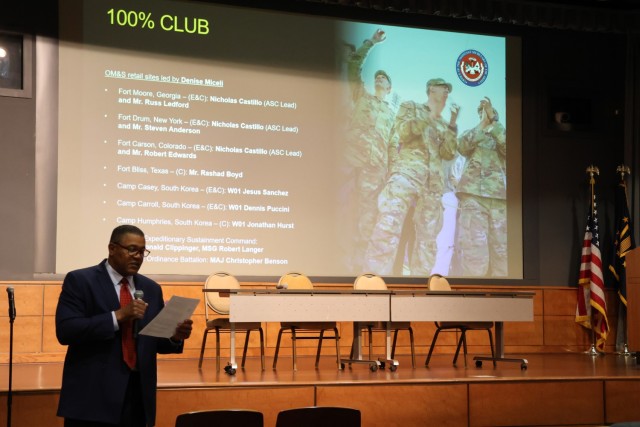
[496, 321, 505, 358]
[384, 321, 399, 371]
[354, 322, 363, 360]
[473, 321, 528, 369]
[340, 322, 382, 372]
[225, 322, 238, 375]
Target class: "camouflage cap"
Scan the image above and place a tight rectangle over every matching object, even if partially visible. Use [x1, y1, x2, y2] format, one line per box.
[427, 78, 452, 93]
[375, 70, 392, 85]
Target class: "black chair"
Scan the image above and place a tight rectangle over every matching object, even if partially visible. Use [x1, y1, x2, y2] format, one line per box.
[276, 406, 361, 427]
[424, 274, 496, 367]
[175, 409, 264, 427]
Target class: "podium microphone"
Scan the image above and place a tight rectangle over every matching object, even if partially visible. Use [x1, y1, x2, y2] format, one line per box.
[133, 289, 144, 339]
[6, 287, 15, 322]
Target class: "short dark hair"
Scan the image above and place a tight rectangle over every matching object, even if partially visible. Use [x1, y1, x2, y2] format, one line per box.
[110, 225, 144, 244]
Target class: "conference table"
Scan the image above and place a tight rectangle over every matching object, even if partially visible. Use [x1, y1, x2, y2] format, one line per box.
[224, 289, 392, 373]
[207, 288, 534, 374]
[391, 290, 534, 368]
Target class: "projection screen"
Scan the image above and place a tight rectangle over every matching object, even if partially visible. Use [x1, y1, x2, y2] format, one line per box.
[54, 0, 522, 279]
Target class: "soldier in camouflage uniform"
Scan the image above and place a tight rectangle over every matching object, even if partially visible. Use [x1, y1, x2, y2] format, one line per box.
[340, 29, 396, 271]
[454, 97, 507, 277]
[364, 78, 458, 275]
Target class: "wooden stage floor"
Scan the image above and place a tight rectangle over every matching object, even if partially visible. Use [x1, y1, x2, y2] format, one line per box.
[2, 352, 640, 426]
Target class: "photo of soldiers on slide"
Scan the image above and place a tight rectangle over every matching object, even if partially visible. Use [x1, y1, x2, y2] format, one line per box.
[338, 28, 396, 272]
[451, 96, 507, 277]
[364, 77, 458, 275]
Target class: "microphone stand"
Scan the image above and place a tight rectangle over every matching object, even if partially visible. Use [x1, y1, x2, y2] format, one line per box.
[7, 319, 12, 427]
[7, 317, 14, 427]
[7, 289, 15, 427]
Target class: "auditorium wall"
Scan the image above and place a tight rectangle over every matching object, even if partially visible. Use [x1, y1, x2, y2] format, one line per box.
[0, 1, 634, 288]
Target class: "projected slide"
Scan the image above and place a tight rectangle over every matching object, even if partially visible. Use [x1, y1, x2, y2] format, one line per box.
[57, 0, 521, 278]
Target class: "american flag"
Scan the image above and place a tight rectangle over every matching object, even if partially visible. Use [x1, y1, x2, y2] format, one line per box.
[575, 195, 609, 352]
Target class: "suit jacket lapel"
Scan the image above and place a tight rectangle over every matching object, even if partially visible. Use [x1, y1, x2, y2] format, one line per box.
[97, 259, 121, 310]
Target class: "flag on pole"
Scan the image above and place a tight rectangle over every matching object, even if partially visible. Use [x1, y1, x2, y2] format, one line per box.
[575, 191, 609, 352]
[609, 170, 635, 352]
[609, 178, 636, 306]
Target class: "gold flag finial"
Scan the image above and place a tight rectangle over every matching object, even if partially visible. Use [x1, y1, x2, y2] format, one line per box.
[616, 164, 630, 181]
[585, 165, 599, 213]
[586, 165, 599, 184]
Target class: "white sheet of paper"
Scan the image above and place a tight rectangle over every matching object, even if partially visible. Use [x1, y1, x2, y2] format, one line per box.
[139, 295, 199, 338]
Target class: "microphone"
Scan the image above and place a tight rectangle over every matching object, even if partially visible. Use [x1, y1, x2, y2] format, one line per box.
[6, 287, 16, 322]
[276, 283, 288, 289]
[133, 289, 144, 339]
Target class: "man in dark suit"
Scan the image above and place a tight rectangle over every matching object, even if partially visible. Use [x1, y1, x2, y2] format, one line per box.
[56, 225, 193, 427]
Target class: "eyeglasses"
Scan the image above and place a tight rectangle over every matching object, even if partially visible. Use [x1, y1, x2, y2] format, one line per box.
[111, 241, 151, 258]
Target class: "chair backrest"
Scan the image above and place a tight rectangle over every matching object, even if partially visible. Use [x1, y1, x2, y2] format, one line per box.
[275, 406, 361, 427]
[204, 272, 240, 315]
[353, 273, 387, 291]
[175, 409, 263, 427]
[278, 272, 313, 289]
[427, 274, 452, 291]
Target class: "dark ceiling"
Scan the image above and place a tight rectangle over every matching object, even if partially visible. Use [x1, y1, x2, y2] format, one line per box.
[529, 0, 640, 10]
[284, 0, 640, 32]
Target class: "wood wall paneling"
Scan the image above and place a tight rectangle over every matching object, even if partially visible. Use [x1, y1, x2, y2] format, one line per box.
[0, 282, 625, 363]
[156, 386, 315, 427]
[605, 380, 640, 424]
[469, 381, 604, 426]
[316, 384, 468, 427]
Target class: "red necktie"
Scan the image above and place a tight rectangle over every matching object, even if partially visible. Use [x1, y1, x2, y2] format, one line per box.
[120, 278, 136, 370]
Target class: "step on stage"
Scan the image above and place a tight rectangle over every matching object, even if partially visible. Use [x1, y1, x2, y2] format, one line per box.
[2, 353, 640, 427]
